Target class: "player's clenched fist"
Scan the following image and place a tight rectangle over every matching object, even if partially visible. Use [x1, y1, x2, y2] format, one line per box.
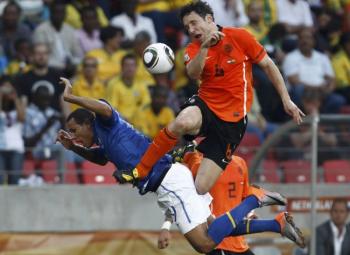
[56, 129, 75, 150]
[201, 31, 225, 48]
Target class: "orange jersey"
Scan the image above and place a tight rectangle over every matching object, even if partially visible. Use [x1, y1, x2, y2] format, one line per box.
[183, 152, 250, 252]
[184, 27, 266, 122]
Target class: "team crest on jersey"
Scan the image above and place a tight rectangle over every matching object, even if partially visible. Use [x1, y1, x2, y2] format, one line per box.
[184, 53, 190, 62]
[223, 44, 233, 53]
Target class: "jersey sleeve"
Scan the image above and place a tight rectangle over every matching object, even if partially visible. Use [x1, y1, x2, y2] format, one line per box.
[95, 99, 121, 127]
[184, 43, 200, 65]
[236, 28, 266, 63]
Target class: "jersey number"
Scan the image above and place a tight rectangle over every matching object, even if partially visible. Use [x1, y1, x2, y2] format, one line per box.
[215, 64, 224, 77]
[228, 182, 236, 198]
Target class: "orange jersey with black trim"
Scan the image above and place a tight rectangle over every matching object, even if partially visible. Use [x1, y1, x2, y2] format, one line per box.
[183, 152, 250, 252]
[184, 27, 266, 122]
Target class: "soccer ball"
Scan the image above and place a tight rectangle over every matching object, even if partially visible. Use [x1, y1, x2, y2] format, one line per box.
[143, 43, 175, 74]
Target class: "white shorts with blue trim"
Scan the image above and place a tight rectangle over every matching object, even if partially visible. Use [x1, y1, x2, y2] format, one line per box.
[156, 162, 212, 234]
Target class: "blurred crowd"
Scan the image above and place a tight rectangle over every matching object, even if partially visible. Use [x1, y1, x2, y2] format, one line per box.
[0, 0, 350, 185]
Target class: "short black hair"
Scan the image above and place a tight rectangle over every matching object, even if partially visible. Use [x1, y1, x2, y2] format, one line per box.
[67, 108, 95, 126]
[121, 53, 137, 66]
[134, 30, 151, 43]
[49, 0, 66, 11]
[3, 0, 22, 14]
[340, 32, 350, 47]
[331, 198, 349, 211]
[14, 38, 30, 51]
[80, 5, 98, 17]
[100, 26, 124, 44]
[179, 1, 214, 23]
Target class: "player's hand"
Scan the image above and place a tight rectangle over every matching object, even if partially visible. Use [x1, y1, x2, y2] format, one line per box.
[59, 77, 74, 102]
[201, 31, 225, 48]
[283, 99, 305, 125]
[158, 229, 171, 249]
[56, 129, 75, 150]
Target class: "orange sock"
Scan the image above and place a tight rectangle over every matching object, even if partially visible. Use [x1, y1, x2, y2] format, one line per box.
[137, 128, 178, 178]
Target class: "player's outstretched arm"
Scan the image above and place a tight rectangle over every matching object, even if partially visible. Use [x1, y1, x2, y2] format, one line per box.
[157, 214, 173, 249]
[59, 77, 112, 119]
[56, 129, 108, 165]
[258, 55, 305, 124]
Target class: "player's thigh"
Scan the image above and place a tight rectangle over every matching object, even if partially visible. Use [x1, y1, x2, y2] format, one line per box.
[195, 157, 223, 195]
[169, 105, 202, 136]
[157, 163, 212, 233]
[184, 222, 216, 254]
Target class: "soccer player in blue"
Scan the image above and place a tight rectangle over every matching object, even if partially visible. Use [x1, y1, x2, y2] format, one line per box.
[56, 77, 305, 253]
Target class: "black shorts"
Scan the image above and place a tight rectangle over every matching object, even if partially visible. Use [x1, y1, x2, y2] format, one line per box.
[207, 248, 255, 255]
[181, 95, 247, 169]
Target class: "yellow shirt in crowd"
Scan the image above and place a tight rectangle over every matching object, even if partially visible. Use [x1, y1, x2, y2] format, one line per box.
[135, 105, 175, 139]
[332, 50, 350, 88]
[86, 49, 127, 83]
[135, 55, 156, 87]
[244, 0, 277, 27]
[106, 76, 151, 124]
[5, 61, 31, 76]
[71, 75, 106, 110]
[244, 23, 269, 44]
[65, 4, 108, 29]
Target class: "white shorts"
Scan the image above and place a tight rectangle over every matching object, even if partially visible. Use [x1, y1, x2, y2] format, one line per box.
[156, 162, 212, 234]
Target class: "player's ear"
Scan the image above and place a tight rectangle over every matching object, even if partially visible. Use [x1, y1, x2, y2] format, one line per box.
[205, 14, 214, 23]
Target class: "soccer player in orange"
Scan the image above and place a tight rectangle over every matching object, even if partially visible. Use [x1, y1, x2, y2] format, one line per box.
[115, 1, 304, 195]
[158, 150, 299, 255]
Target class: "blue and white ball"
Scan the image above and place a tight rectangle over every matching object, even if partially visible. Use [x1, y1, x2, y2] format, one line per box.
[143, 43, 175, 74]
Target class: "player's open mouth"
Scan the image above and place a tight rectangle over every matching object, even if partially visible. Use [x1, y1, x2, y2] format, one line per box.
[195, 34, 202, 39]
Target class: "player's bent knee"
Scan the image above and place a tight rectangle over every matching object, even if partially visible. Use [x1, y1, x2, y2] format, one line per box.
[192, 242, 215, 254]
[174, 116, 198, 134]
[195, 182, 210, 195]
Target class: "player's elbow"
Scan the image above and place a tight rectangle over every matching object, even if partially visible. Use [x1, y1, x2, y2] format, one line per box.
[195, 184, 209, 195]
[186, 66, 201, 80]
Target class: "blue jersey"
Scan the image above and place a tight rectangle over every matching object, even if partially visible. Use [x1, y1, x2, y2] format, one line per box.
[92, 103, 172, 194]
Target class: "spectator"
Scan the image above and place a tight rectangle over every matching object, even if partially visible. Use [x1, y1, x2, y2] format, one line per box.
[65, 0, 108, 29]
[206, 0, 248, 27]
[316, 198, 350, 255]
[283, 27, 346, 114]
[244, 0, 278, 27]
[277, 89, 339, 162]
[244, 0, 269, 44]
[136, 0, 183, 45]
[86, 26, 126, 83]
[23, 83, 62, 179]
[0, 76, 26, 185]
[135, 85, 175, 139]
[247, 89, 279, 143]
[71, 56, 105, 111]
[276, 0, 313, 34]
[332, 32, 350, 104]
[15, 43, 64, 112]
[76, 6, 103, 54]
[106, 53, 150, 125]
[33, 0, 83, 71]
[132, 31, 155, 87]
[110, 0, 157, 44]
[5, 38, 31, 77]
[0, 1, 32, 60]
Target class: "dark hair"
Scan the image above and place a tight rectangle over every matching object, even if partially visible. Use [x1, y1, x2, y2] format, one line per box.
[14, 38, 29, 51]
[49, 0, 66, 11]
[3, 1, 22, 14]
[121, 53, 137, 66]
[67, 108, 95, 126]
[80, 5, 98, 17]
[100, 26, 124, 43]
[331, 198, 349, 211]
[179, 1, 214, 23]
[340, 32, 350, 47]
[0, 75, 13, 86]
[134, 30, 151, 43]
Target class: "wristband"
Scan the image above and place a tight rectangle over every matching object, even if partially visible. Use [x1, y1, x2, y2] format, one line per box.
[161, 221, 172, 230]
